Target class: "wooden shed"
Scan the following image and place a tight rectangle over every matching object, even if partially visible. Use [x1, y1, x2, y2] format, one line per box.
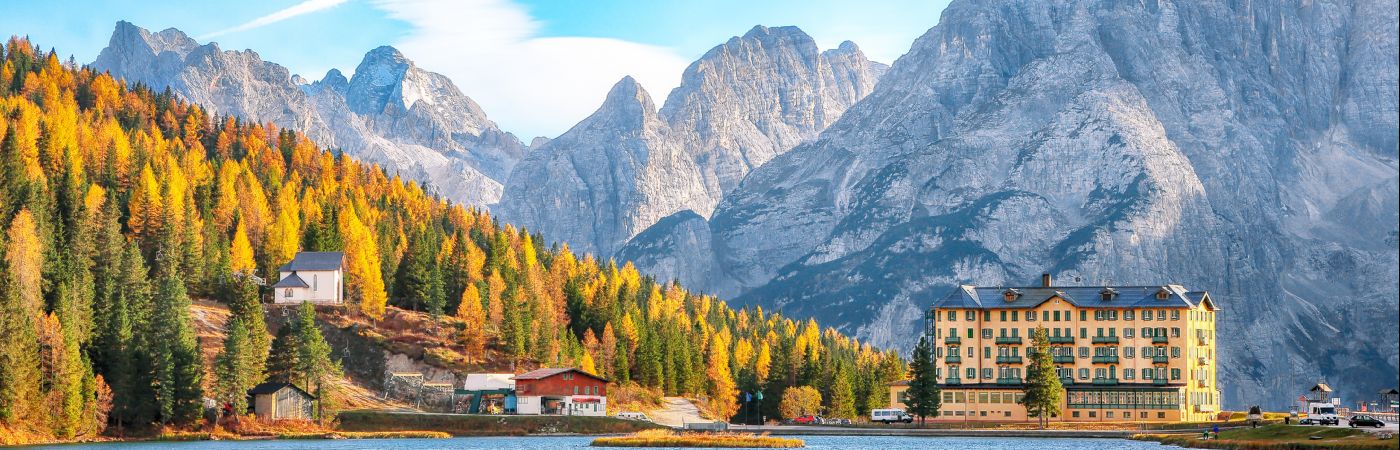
[248, 382, 316, 420]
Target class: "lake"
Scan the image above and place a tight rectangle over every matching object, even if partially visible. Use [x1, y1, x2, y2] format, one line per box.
[20, 436, 1184, 449]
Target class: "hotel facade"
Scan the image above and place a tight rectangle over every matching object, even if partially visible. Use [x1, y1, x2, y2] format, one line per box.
[892, 275, 1221, 422]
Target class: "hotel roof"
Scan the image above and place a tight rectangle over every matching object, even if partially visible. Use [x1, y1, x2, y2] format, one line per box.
[932, 285, 1216, 310]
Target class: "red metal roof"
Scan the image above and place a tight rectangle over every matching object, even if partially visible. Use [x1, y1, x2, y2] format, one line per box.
[513, 367, 608, 382]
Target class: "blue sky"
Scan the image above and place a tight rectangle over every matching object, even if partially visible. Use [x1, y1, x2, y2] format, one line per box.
[2, 0, 950, 138]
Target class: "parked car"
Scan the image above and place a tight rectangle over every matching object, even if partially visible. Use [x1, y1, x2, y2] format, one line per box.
[615, 412, 652, 422]
[1299, 416, 1339, 426]
[792, 415, 821, 424]
[1349, 415, 1386, 428]
[870, 408, 914, 424]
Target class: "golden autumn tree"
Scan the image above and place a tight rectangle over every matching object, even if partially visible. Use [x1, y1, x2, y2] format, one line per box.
[229, 220, 256, 275]
[339, 208, 386, 319]
[1, 210, 44, 424]
[706, 333, 739, 420]
[455, 284, 487, 361]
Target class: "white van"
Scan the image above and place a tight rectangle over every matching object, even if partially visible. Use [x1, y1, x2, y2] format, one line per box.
[871, 408, 913, 424]
[616, 411, 652, 422]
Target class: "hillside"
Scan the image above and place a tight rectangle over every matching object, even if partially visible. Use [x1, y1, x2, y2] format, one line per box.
[0, 36, 902, 442]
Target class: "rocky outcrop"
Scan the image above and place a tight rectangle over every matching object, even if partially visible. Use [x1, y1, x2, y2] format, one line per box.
[623, 0, 1399, 408]
[499, 26, 886, 257]
[92, 21, 522, 207]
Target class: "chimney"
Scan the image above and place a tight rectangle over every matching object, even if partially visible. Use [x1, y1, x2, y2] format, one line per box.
[1041, 273, 1052, 287]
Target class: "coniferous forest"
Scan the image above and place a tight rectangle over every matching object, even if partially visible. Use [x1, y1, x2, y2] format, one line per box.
[0, 38, 905, 441]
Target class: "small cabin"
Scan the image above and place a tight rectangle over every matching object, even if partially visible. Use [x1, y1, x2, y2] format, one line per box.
[248, 382, 315, 420]
[273, 252, 344, 305]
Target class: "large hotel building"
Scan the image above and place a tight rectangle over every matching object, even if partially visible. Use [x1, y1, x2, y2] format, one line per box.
[891, 275, 1221, 422]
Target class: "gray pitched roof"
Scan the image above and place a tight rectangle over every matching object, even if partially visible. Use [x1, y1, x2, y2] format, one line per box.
[272, 272, 310, 288]
[932, 284, 1216, 310]
[512, 367, 609, 382]
[247, 382, 314, 398]
[278, 251, 344, 272]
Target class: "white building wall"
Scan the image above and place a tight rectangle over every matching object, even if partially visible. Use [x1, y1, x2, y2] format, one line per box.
[517, 395, 542, 415]
[563, 396, 607, 416]
[273, 269, 343, 304]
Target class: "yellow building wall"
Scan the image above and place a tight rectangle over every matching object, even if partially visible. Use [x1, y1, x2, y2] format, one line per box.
[916, 295, 1219, 422]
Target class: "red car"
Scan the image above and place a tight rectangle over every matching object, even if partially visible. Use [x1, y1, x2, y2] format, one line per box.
[792, 415, 822, 424]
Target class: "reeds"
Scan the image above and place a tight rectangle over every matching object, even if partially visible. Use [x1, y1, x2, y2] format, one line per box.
[591, 429, 805, 448]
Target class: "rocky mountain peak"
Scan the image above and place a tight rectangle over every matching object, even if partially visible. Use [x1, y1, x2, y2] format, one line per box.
[592, 76, 659, 129]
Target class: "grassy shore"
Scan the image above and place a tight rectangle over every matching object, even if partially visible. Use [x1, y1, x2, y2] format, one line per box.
[1133, 424, 1398, 449]
[336, 410, 666, 436]
[592, 430, 804, 448]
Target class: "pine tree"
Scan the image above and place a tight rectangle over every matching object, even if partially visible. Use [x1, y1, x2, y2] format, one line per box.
[829, 362, 857, 419]
[1020, 326, 1063, 429]
[214, 317, 262, 415]
[456, 283, 487, 362]
[149, 236, 204, 425]
[1, 209, 43, 423]
[706, 333, 739, 420]
[291, 302, 339, 420]
[225, 275, 269, 378]
[904, 335, 940, 426]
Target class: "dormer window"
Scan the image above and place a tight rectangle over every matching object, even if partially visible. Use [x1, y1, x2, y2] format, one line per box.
[1100, 288, 1118, 302]
[1155, 288, 1171, 300]
[1003, 289, 1021, 302]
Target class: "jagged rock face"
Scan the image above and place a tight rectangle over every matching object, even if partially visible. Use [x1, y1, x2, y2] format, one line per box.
[500, 26, 885, 258]
[501, 77, 712, 257]
[626, 0, 1398, 408]
[91, 22, 522, 207]
[660, 26, 887, 195]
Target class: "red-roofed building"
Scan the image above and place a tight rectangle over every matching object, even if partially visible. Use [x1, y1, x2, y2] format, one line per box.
[512, 368, 608, 416]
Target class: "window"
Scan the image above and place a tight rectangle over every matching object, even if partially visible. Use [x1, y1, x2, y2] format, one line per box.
[1143, 370, 1153, 380]
[1156, 310, 1166, 320]
[1158, 412, 1166, 419]
[1171, 310, 1180, 320]
[966, 368, 976, 379]
[1095, 310, 1104, 320]
[1078, 347, 1089, 358]
[982, 329, 993, 339]
[1171, 327, 1181, 337]
[1142, 310, 1153, 321]
[1096, 327, 1103, 337]
[285, 289, 293, 298]
[1171, 369, 1181, 380]
[1125, 328, 1135, 338]
[573, 386, 579, 395]
[1053, 311, 1061, 321]
[1080, 310, 1088, 321]
[999, 328, 1007, 337]
[1080, 328, 1088, 338]
[1011, 311, 1019, 322]
[1142, 327, 1152, 337]
[1125, 347, 1135, 358]
[1171, 347, 1181, 358]
[948, 311, 957, 321]
[984, 311, 992, 321]
[1125, 310, 1135, 320]
[984, 347, 992, 358]
[966, 311, 976, 321]
[1000, 311, 1007, 321]
[1124, 368, 1135, 379]
[1027, 311, 1035, 322]
[1072, 411, 1080, 418]
[967, 347, 974, 357]
[982, 368, 994, 379]
[1079, 368, 1090, 380]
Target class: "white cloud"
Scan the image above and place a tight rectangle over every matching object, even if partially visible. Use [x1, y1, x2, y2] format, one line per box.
[201, 0, 351, 39]
[370, 0, 690, 139]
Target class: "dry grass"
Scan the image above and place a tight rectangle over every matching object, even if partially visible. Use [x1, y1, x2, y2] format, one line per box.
[592, 430, 805, 448]
[1134, 424, 1399, 449]
[607, 382, 666, 416]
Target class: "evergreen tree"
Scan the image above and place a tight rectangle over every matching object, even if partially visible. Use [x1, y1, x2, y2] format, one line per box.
[148, 238, 204, 425]
[904, 335, 940, 426]
[214, 317, 262, 415]
[829, 361, 857, 419]
[1020, 326, 1063, 429]
[291, 302, 339, 420]
[225, 275, 269, 378]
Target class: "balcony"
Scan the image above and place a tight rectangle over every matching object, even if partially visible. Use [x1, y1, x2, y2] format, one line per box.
[1053, 355, 1075, 364]
[1153, 378, 1169, 386]
[1091, 336, 1119, 344]
[995, 336, 1023, 345]
[996, 377, 1023, 386]
[1152, 355, 1169, 364]
[1196, 379, 1209, 388]
[946, 354, 962, 364]
[1091, 355, 1120, 364]
[1197, 356, 1209, 365]
[1049, 336, 1075, 344]
[1091, 378, 1119, 386]
[1152, 335, 1169, 344]
[944, 377, 962, 386]
[996, 356, 1023, 364]
[944, 335, 962, 345]
[1060, 377, 1075, 385]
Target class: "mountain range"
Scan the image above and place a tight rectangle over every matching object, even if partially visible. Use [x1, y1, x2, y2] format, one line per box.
[90, 0, 1399, 409]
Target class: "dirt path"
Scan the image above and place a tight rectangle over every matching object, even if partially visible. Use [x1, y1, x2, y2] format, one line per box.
[646, 397, 706, 428]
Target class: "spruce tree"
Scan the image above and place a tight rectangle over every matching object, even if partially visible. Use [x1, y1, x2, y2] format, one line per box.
[214, 317, 262, 415]
[149, 242, 204, 425]
[904, 335, 940, 426]
[829, 361, 857, 419]
[1020, 326, 1063, 429]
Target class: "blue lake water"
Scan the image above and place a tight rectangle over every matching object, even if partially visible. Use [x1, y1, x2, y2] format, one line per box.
[22, 436, 1185, 449]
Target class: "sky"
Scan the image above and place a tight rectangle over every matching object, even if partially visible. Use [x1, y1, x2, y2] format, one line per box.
[1, 0, 950, 139]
